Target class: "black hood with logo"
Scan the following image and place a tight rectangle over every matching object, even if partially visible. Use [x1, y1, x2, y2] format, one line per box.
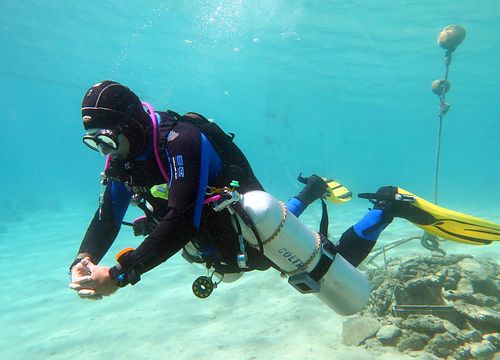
[81, 80, 152, 160]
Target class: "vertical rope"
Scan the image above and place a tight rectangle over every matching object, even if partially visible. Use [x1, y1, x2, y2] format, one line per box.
[434, 116, 443, 205]
[433, 51, 452, 204]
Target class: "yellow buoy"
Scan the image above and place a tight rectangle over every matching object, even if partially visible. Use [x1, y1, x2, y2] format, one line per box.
[437, 25, 466, 51]
[431, 79, 451, 95]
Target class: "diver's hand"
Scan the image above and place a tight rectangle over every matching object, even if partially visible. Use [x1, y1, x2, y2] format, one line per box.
[296, 174, 328, 206]
[69, 258, 102, 300]
[69, 257, 118, 299]
[84, 258, 119, 297]
[358, 186, 411, 223]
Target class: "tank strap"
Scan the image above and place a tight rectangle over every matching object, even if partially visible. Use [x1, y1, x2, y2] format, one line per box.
[308, 201, 337, 281]
[232, 202, 265, 254]
[308, 254, 333, 281]
[319, 199, 329, 238]
[308, 235, 338, 281]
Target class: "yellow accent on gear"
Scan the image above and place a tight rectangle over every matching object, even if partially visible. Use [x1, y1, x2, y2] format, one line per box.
[398, 188, 500, 245]
[323, 178, 352, 204]
[150, 184, 169, 200]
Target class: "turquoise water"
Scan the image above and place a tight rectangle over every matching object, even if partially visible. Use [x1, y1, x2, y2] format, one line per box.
[0, 1, 499, 359]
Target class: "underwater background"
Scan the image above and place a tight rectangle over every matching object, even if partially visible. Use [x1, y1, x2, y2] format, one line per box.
[0, 1, 498, 359]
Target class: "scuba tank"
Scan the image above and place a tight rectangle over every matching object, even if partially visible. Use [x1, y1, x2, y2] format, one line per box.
[213, 188, 371, 316]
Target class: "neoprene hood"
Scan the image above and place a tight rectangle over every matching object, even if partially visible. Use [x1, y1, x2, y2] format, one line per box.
[81, 80, 151, 159]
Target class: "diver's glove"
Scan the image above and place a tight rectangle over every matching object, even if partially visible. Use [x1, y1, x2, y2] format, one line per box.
[369, 186, 399, 224]
[354, 186, 415, 240]
[358, 186, 414, 223]
[132, 216, 159, 236]
[296, 174, 328, 206]
[352, 186, 402, 239]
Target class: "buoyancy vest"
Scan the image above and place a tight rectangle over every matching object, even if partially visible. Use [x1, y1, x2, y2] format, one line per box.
[155, 110, 272, 274]
[157, 110, 264, 193]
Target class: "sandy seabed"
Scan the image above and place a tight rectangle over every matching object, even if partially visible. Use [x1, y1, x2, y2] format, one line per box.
[0, 202, 498, 360]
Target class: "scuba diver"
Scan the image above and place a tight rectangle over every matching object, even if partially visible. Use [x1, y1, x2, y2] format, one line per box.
[69, 81, 392, 310]
[74, 80, 492, 315]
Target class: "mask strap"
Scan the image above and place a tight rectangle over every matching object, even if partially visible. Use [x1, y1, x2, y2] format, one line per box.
[141, 101, 170, 183]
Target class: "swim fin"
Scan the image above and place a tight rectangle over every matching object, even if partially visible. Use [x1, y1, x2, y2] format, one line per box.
[359, 187, 500, 245]
[322, 178, 353, 204]
[297, 174, 352, 204]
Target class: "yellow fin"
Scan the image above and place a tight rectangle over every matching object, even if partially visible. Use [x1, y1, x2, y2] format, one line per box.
[398, 188, 500, 245]
[323, 178, 352, 204]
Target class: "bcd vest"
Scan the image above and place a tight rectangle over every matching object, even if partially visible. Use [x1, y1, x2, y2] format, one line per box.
[156, 110, 272, 274]
[157, 110, 264, 193]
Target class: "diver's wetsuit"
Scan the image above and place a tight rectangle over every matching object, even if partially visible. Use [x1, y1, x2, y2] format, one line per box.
[79, 111, 271, 275]
[77, 111, 386, 279]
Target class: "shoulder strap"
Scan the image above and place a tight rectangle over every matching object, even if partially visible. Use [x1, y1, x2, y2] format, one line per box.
[180, 112, 235, 154]
[157, 111, 263, 191]
[156, 110, 182, 147]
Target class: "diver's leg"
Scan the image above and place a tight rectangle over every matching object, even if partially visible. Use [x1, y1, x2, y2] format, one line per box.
[336, 209, 390, 267]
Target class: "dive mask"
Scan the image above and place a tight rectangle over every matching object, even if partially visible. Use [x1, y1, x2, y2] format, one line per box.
[83, 129, 120, 155]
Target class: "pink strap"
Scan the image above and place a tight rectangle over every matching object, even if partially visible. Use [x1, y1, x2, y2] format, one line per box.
[141, 101, 170, 183]
[203, 194, 221, 204]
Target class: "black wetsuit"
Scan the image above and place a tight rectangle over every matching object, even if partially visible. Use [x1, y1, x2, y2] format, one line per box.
[77, 111, 386, 280]
[78, 111, 272, 275]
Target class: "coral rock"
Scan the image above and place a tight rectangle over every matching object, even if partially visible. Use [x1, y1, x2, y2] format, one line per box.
[342, 317, 381, 346]
[470, 340, 496, 359]
[396, 332, 430, 352]
[400, 315, 446, 335]
[376, 325, 402, 346]
[424, 332, 461, 358]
